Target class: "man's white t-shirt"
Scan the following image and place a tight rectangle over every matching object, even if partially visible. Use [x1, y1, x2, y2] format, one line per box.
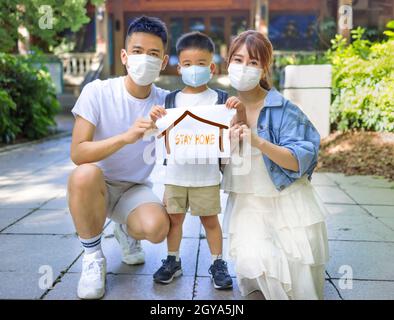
[165, 88, 221, 187]
[71, 76, 169, 184]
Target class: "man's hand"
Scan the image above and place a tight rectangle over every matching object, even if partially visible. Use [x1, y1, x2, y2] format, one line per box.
[121, 118, 156, 144]
[150, 105, 167, 122]
[226, 96, 247, 125]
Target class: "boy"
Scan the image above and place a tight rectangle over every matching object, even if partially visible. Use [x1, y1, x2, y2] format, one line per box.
[150, 32, 233, 290]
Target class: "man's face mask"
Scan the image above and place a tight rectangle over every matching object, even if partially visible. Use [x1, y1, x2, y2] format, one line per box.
[125, 52, 163, 86]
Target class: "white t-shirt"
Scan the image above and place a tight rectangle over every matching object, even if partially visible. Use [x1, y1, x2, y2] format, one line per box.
[71, 76, 169, 184]
[165, 88, 221, 187]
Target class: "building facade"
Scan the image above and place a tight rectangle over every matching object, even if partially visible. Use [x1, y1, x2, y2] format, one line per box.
[83, 0, 394, 76]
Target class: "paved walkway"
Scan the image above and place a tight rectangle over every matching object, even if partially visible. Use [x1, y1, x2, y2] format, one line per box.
[0, 134, 394, 300]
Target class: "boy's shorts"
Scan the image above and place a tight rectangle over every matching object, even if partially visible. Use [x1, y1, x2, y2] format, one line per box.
[164, 184, 221, 216]
[105, 179, 162, 224]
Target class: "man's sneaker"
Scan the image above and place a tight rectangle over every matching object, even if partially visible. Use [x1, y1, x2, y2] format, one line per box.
[153, 256, 183, 284]
[114, 223, 145, 265]
[77, 250, 106, 299]
[208, 259, 233, 290]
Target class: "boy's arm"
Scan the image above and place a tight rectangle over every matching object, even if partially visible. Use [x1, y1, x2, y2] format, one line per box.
[150, 105, 167, 122]
[70, 116, 154, 165]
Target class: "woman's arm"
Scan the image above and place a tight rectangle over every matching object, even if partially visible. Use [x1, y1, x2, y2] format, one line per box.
[239, 124, 299, 172]
[254, 136, 299, 172]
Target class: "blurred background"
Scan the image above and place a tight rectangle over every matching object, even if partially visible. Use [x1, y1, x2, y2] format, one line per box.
[0, 0, 393, 179]
[64, 0, 393, 77]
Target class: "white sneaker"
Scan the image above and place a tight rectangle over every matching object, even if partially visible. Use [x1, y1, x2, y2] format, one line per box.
[77, 250, 106, 300]
[113, 223, 145, 265]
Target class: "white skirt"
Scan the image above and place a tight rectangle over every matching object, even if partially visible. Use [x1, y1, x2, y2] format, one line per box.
[222, 181, 329, 300]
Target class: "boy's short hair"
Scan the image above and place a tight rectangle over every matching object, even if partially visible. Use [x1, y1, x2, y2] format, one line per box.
[125, 16, 168, 49]
[176, 31, 215, 56]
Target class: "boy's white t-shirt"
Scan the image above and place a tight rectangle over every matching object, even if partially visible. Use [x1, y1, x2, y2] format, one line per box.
[165, 88, 221, 187]
[71, 76, 169, 184]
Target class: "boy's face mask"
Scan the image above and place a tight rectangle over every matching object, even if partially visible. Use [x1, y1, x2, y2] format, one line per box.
[126, 53, 163, 86]
[180, 65, 212, 87]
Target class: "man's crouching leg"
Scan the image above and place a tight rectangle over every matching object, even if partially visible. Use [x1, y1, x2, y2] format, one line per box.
[126, 203, 170, 244]
[68, 164, 107, 300]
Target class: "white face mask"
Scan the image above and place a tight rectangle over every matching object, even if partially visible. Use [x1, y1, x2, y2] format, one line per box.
[126, 53, 163, 86]
[228, 63, 263, 91]
[180, 65, 212, 87]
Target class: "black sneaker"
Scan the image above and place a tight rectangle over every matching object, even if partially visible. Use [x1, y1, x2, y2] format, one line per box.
[208, 259, 233, 290]
[153, 256, 182, 284]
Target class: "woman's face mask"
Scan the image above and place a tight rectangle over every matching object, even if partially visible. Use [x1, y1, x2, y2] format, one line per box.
[180, 65, 212, 87]
[125, 53, 163, 86]
[228, 63, 263, 92]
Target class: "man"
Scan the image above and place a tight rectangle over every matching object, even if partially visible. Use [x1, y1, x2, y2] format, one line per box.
[68, 16, 170, 299]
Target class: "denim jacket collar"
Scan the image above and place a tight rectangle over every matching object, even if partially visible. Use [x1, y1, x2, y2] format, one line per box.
[264, 88, 284, 108]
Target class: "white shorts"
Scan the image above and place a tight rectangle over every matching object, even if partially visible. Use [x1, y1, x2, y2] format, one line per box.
[105, 179, 162, 224]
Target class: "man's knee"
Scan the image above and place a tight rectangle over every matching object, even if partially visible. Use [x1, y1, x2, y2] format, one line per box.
[140, 207, 169, 243]
[144, 220, 169, 243]
[68, 164, 104, 192]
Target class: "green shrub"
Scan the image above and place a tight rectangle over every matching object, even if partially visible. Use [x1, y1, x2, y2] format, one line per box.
[327, 24, 394, 132]
[0, 89, 19, 143]
[0, 53, 60, 143]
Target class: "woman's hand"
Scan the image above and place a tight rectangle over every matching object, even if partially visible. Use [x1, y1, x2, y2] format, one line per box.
[150, 105, 167, 122]
[229, 123, 242, 153]
[238, 125, 299, 172]
[226, 96, 247, 125]
[239, 124, 263, 149]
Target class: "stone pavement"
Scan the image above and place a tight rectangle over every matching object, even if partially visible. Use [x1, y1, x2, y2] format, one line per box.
[0, 135, 394, 300]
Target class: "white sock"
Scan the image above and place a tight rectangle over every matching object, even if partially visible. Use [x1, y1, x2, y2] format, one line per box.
[211, 254, 222, 263]
[79, 233, 102, 255]
[168, 251, 180, 261]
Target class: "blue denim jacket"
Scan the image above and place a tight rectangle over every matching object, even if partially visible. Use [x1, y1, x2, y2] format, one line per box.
[256, 88, 320, 191]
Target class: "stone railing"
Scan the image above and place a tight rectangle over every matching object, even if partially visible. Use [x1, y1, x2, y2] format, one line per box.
[57, 52, 104, 95]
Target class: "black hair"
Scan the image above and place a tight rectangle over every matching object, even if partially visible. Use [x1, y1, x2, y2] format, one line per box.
[176, 31, 215, 56]
[125, 16, 168, 48]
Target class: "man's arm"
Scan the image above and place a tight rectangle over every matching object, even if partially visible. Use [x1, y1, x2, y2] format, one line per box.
[70, 116, 155, 165]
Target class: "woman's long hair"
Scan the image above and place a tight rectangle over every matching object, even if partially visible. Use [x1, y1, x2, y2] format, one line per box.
[227, 30, 273, 90]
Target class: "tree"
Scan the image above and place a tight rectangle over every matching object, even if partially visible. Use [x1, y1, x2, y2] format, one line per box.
[0, 0, 103, 53]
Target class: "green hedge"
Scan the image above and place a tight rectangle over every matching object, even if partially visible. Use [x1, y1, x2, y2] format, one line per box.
[327, 25, 394, 132]
[0, 53, 60, 143]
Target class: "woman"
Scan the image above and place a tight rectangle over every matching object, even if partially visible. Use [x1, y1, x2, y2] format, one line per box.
[222, 30, 329, 300]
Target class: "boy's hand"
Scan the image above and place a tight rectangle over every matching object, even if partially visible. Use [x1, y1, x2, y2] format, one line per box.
[121, 118, 156, 144]
[226, 96, 247, 125]
[150, 105, 167, 122]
